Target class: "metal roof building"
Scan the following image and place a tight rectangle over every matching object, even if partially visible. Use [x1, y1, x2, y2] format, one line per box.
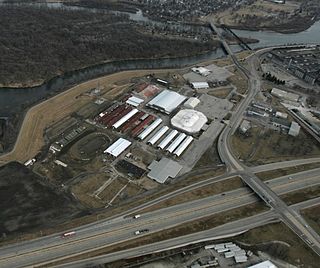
[271, 88, 300, 102]
[138, 118, 162, 140]
[112, 109, 139, 129]
[190, 82, 209, 89]
[288, 121, 301, 136]
[247, 261, 277, 268]
[126, 96, 144, 107]
[104, 138, 131, 157]
[158, 129, 179, 150]
[147, 157, 182, 183]
[147, 89, 187, 114]
[191, 67, 211, 76]
[171, 109, 208, 134]
[173, 136, 194, 157]
[166, 133, 187, 153]
[184, 97, 200, 109]
[147, 126, 169, 145]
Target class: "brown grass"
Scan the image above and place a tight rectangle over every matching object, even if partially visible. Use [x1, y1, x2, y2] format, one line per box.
[301, 205, 320, 235]
[231, 127, 320, 166]
[256, 163, 320, 181]
[207, 87, 232, 99]
[0, 69, 181, 165]
[237, 222, 320, 267]
[42, 203, 267, 267]
[280, 185, 320, 206]
[136, 176, 244, 214]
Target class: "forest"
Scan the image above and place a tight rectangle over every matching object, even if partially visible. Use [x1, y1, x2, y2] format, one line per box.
[0, 6, 218, 87]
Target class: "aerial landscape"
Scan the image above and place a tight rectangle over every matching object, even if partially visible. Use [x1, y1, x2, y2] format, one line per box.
[0, 0, 320, 267]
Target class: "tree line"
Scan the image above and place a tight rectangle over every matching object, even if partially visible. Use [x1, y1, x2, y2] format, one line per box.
[0, 6, 217, 87]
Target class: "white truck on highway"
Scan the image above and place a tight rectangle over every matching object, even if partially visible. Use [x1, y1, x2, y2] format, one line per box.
[134, 229, 149, 235]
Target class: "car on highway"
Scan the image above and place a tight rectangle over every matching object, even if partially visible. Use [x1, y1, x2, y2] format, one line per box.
[133, 214, 141, 219]
[61, 231, 76, 238]
[134, 229, 149, 235]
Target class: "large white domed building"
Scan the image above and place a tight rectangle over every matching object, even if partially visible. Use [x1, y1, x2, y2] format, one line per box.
[171, 109, 207, 134]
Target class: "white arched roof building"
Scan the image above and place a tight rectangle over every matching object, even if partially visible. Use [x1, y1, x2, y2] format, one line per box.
[171, 109, 207, 134]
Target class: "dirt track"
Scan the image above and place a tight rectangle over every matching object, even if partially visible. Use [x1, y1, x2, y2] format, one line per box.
[0, 69, 178, 165]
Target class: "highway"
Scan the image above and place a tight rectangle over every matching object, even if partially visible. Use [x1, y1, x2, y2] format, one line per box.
[58, 197, 319, 268]
[0, 26, 319, 268]
[211, 19, 320, 257]
[0, 168, 319, 267]
[250, 157, 320, 173]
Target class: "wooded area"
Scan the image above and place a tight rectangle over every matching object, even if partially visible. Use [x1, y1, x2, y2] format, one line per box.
[0, 6, 217, 87]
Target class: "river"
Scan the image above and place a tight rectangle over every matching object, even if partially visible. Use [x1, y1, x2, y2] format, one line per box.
[1, 3, 320, 117]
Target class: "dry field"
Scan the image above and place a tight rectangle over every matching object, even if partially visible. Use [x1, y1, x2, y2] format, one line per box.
[0, 69, 180, 165]
[208, 0, 300, 27]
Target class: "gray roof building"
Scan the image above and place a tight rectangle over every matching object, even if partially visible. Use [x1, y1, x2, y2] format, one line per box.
[147, 157, 182, 183]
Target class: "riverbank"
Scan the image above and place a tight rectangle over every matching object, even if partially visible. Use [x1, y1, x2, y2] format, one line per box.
[0, 5, 216, 88]
[0, 52, 240, 164]
[0, 49, 219, 89]
[219, 17, 318, 35]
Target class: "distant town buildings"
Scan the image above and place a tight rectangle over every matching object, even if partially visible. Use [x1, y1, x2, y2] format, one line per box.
[268, 48, 320, 85]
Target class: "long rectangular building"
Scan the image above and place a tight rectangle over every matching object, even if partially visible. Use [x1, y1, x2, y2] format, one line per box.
[104, 138, 131, 157]
[158, 130, 179, 150]
[138, 118, 162, 140]
[173, 136, 193, 157]
[112, 109, 139, 129]
[166, 133, 186, 153]
[147, 126, 169, 145]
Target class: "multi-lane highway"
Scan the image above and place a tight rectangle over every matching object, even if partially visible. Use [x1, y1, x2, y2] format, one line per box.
[59, 197, 320, 268]
[212, 20, 320, 256]
[0, 168, 319, 267]
[0, 25, 319, 268]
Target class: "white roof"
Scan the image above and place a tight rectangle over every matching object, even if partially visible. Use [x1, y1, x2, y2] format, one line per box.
[112, 109, 139, 129]
[158, 129, 179, 149]
[147, 89, 186, 114]
[191, 67, 211, 76]
[184, 97, 200, 109]
[148, 126, 169, 145]
[288, 121, 300, 136]
[166, 133, 187, 153]
[247, 261, 277, 268]
[235, 255, 248, 263]
[104, 138, 131, 157]
[173, 136, 194, 157]
[171, 109, 207, 134]
[126, 96, 144, 107]
[271, 88, 299, 101]
[191, 82, 209, 89]
[138, 118, 162, 140]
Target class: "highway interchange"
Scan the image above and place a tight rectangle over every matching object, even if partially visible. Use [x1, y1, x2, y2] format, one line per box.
[0, 22, 320, 267]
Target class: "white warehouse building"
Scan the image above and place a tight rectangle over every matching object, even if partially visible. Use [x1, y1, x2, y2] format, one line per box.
[147, 89, 187, 114]
[171, 109, 207, 134]
[184, 97, 200, 109]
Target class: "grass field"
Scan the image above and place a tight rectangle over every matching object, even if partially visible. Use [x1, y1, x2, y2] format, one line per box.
[256, 163, 320, 181]
[280, 185, 320, 206]
[44, 203, 268, 267]
[0, 69, 181, 165]
[137, 176, 244, 214]
[231, 127, 320, 166]
[237, 222, 319, 267]
[301, 205, 320, 235]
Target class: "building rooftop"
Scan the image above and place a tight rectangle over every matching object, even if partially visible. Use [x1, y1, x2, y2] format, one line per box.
[288, 121, 301, 136]
[147, 157, 182, 183]
[171, 109, 207, 134]
[247, 260, 277, 268]
[147, 89, 186, 114]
